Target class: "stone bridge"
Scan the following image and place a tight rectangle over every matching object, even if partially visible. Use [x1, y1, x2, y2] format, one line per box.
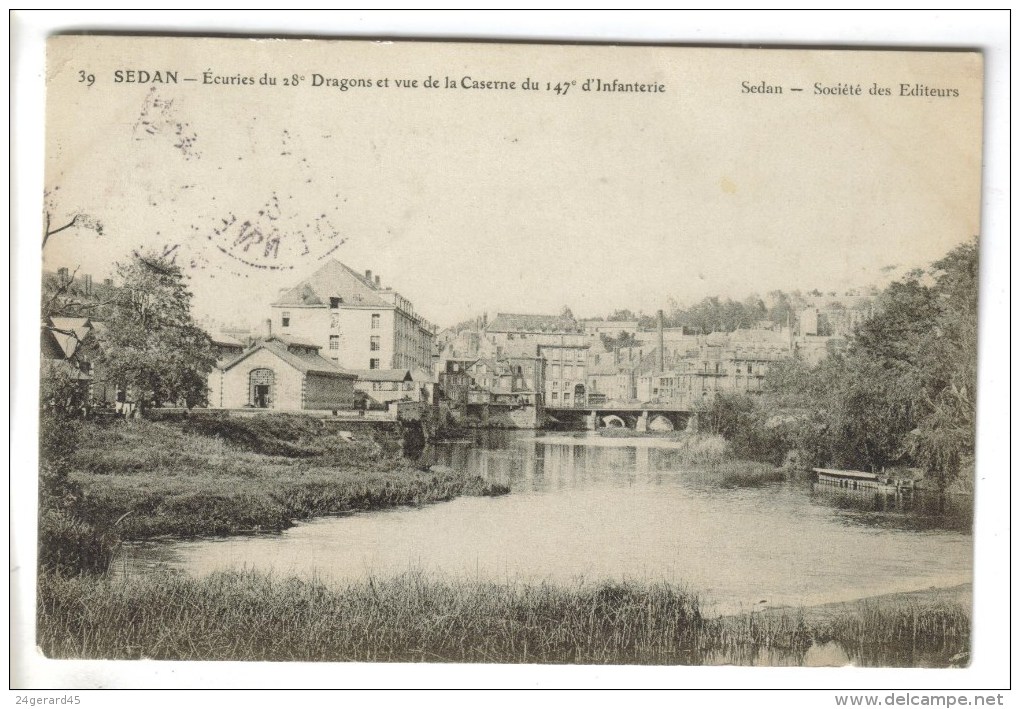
[545, 405, 700, 432]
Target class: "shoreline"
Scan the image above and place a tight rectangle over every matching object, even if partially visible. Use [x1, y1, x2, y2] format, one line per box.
[745, 582, 973, 623]
[38, 415, 510, 574]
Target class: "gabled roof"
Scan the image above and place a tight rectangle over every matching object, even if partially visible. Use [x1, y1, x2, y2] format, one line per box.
[348, 368, 413, 383]
[486, 312, 582, 334]
[274, 283, 324, 307]
[208, 332, 245, 348]
[221, 337, 354, 378]
[469, 357, 503, 374]
[49, 316, 92, 331]
[41, 326, 87, 360]
[41, 328, 70, 360]
[275, 333, 320, 349]
[272, 260, 392, 308]
[409, 367, 434, 383]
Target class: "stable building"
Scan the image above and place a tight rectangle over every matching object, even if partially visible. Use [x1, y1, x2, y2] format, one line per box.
[209, 335, 357, 411]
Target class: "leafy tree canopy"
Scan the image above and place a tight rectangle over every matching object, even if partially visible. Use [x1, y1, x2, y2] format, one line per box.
[706, 239, 978, 488]
[95, 251, 217, 411]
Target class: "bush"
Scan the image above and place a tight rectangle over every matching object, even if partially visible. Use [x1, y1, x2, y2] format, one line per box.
[38, 509, 118, 576]
[39, 414, 85, 462]
[705, 394, 793, 466]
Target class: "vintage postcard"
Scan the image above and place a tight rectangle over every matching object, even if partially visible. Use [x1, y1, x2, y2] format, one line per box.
[23, 32, 990, 685]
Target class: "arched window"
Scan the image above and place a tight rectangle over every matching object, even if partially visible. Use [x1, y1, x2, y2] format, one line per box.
[249, 368, 275, 408]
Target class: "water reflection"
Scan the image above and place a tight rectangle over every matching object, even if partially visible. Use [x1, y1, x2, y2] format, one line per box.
[118, 430, 973, 619]
[810, 484, 973, 533]
[435, 431, 972, 534]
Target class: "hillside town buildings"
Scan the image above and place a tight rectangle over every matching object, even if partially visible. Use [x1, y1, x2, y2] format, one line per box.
[431, 300, 861, 425]
[41, 260, 870, 424]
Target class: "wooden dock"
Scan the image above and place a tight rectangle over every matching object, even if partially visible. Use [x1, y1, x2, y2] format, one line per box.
[813, 468, 914, 493]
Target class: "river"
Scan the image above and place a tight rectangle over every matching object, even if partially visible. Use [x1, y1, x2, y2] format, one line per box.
[117, 431, 972, 615]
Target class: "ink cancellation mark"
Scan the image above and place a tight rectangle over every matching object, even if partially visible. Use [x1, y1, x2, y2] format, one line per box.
[203, 191, 348, 274]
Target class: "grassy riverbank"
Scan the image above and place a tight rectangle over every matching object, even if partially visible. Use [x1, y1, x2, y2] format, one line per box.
[37, 571, 970, 667]
[39, 415, 507, 572]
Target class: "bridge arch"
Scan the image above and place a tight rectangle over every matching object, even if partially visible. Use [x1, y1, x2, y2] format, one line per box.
[648, 415, 675, 432]
[602, 414, 626, 428]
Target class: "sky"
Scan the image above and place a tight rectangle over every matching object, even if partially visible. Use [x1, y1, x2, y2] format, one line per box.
[42, 37, 983, 331]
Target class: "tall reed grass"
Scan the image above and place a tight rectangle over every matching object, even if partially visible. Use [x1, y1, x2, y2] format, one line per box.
[36, 570, 969, 667]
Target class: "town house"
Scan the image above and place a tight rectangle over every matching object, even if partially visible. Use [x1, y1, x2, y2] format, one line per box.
[271, 260, 437, 374]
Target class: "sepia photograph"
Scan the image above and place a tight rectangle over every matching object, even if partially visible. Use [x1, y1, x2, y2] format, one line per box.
[11, 11, 1010, 697]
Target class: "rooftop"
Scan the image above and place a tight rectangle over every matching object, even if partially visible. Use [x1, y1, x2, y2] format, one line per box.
[272, 260, 392, 309]
[486, 312, 582, 334]
[221, 336, 354, 378]
[348, 368, 414, 383]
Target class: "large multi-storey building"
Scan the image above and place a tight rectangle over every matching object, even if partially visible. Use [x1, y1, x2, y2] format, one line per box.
[271, 260, 436, 373]
[484, 313, 588, 352]
[643, 344, 788, 408]
[538, 342, 590, 407]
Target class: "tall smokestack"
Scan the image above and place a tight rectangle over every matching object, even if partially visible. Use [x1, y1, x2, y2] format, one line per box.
[657, 309, 665, 372]
[264, 318, 272, 340]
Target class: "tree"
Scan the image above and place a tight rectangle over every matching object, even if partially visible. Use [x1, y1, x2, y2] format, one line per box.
[757, 239, 978, 484]
[41, 267, 120, 321]
[902, 240, 979, 487]
[700, 239, 979, 486]
[95, 251, 216, 413]
[43, 186, 104, 249]
[600, 331, 639, 351]
[39, 362, 90, 419]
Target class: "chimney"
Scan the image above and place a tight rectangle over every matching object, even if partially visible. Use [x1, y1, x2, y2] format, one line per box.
[365, 269, 373, 283]
[658, 309, 665, 372]
[57, 266, 69, 285]
[263, 318, 272, 340]
[375, 275, 381, 287]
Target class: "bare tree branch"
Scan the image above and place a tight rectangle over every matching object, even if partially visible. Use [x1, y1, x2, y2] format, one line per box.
[42, 210, 105, 250]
